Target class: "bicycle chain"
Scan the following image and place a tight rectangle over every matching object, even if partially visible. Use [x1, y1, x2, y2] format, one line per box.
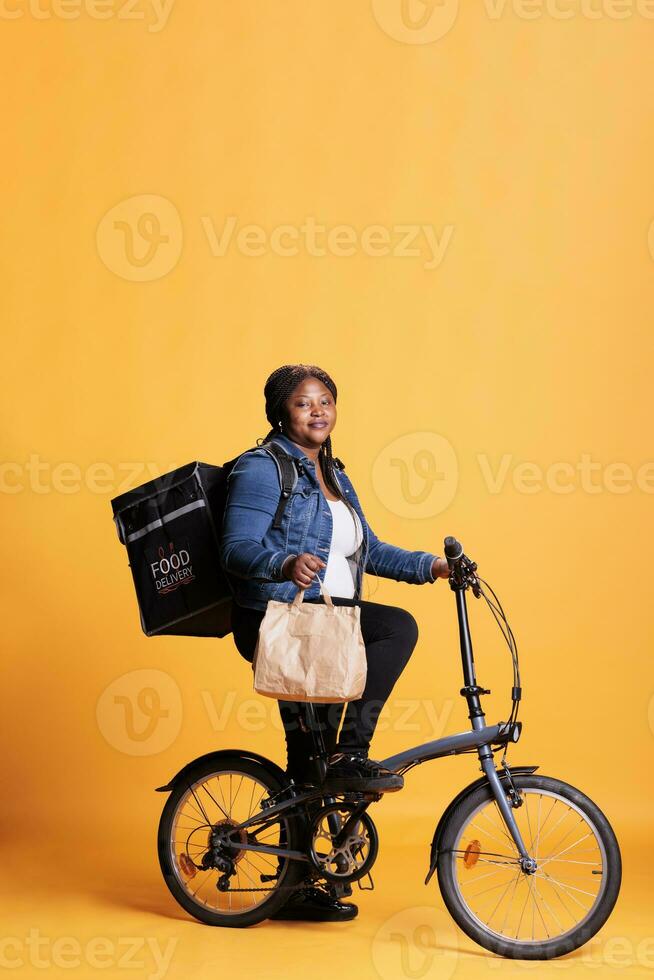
[216, 884, 307, 893]
[216, 876, 330, 894]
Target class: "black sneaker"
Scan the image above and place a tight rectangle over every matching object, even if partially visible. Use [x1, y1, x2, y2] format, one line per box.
[269, 884, 358, 922]
[323, 750, 404, 794]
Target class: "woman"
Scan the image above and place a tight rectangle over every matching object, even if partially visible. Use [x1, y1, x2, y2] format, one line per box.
[220, 363, 450, 920]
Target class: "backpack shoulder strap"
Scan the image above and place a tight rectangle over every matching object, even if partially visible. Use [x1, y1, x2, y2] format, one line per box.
[260, 441, 299, 529]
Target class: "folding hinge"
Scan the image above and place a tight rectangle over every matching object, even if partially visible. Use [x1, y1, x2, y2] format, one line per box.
[460, 685, 491, 697]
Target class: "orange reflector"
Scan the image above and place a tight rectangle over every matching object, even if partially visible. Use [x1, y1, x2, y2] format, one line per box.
[179, 852, 197, 878]
[463, 840, 482, 869]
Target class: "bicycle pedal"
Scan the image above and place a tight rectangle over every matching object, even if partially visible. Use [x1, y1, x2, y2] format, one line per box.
[356, 872, 374, 891]
[259, 873, 279, 882]
[340, 790, 382, 804]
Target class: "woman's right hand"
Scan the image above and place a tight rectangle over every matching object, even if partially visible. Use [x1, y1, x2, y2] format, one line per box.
[281, 552, 326, 589]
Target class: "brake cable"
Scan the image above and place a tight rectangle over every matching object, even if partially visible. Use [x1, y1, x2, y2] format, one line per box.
[473, 571, 522, 764]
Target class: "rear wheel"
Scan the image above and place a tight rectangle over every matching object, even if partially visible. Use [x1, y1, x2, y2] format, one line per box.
[436, 774, 621, 959]
[157, 755, 306, 927]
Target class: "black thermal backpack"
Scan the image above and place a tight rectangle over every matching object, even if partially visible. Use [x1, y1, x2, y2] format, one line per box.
[110, 442, 300, 638]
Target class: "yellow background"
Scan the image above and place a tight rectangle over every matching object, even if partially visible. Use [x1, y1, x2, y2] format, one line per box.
[2, 1, 653, 977]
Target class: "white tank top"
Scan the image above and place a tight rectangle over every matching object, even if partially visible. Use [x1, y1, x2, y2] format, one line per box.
[322, 499, 364, 599]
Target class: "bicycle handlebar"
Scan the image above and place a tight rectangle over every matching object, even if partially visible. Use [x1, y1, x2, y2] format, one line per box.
[444, 536, 480, 596]
[444, 536, 464, 564]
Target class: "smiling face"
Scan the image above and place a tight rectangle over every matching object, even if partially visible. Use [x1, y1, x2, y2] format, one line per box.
[281, 376, 336, 454]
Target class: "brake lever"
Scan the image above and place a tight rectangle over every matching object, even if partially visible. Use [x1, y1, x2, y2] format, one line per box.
[452, 554, 481, 597]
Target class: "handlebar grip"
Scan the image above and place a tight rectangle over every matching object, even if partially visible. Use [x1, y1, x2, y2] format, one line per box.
[444, 536, 463, 563]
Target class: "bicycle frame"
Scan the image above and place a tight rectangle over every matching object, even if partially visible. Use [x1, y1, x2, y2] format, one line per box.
[171, 570, 536, 873]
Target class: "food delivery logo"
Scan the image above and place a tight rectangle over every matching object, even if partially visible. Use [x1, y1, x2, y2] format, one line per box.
[372, 0, 459, 44]
[149, 540, 195, 595]
[96, 193, 183, 281]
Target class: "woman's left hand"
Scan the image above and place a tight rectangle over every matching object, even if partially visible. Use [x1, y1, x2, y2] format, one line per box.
[431, 557, 451, 580]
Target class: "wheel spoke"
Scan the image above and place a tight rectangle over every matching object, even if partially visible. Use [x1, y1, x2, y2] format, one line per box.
[514, 876, 532, 938]
[486, 871, 523, 927]
[534, 869, 597, 902]
[499, 872, 522, 935]
[185, 795, 212, 826]
[527, 875, 551, 939]
[532, 874, 567, 936]
[535, 805, 569, 851]
[539, 832, 594, 868]
[491, 800, 521, 849]
[544, 815, 586, 860]
[459, 866, 509, 887]
[198, 781, 229, 820]
[214, 776, 230, 818]
[530, 792, 542, 854]
[469, 818, 517, 853]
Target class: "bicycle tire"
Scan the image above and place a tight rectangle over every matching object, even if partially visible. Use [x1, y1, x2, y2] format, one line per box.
[158, 754, 307, 927]
[436, 773, 621, 959]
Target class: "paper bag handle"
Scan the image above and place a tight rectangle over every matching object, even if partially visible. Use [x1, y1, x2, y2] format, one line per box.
[291, 575, 333, 608]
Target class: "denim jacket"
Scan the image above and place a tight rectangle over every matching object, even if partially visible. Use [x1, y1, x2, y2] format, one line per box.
[219, 432, 440, 611]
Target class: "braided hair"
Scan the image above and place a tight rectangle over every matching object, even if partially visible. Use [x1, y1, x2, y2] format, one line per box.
[257, 363, 367, 592]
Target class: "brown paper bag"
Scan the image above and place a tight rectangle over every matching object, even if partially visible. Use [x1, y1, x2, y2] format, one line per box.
[252, 581, 367, 702]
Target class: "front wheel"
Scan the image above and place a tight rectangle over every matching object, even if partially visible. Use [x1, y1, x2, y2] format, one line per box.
[157, 754, 307, 927]
[436, 773, 621, 959]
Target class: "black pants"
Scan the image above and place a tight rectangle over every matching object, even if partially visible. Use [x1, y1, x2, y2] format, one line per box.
[231, 596, 419, 782]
